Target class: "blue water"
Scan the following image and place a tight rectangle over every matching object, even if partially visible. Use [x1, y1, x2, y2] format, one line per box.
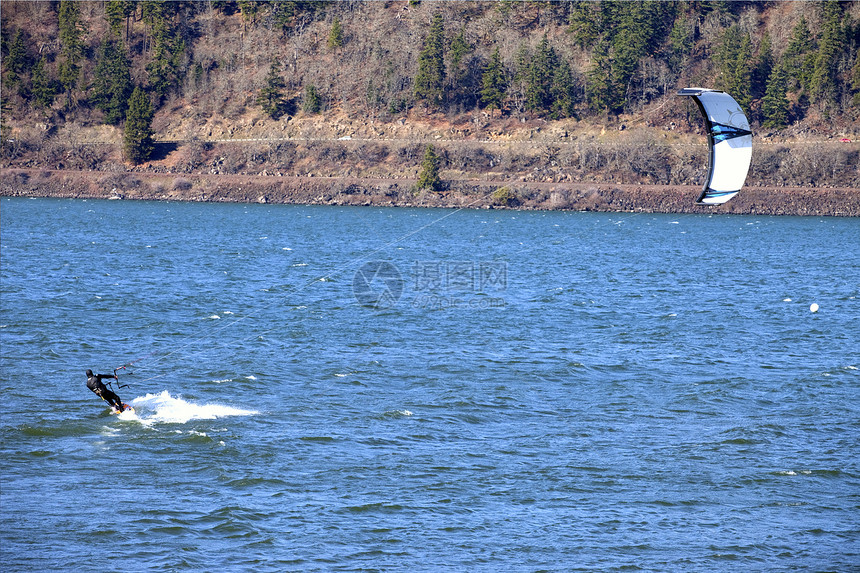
[1, 197, 858, 571]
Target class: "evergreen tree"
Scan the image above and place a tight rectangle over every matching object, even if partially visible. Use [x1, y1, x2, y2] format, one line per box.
[550, 59, 576, 119]
[416, 144, 442, 191]
[4, 30, 28, 88]
[526, 35, 557, 114]
[92, 36, 133, 124]
[327, 16, 343, 50]
[303, 84, 321, 114]
[585, 37, 613, 114]
[413, 13, 446, 107]
[364, 78, 381, 117]
[144, 2, 186, 104]
[58, 0, 84, 108]
[568, 1, 600, 49]
[449, 29, 469, 74]
[271, 0, 298, 34]
[513, 43, 531, 83]
[0, 93, 11, 146]
[480, 48, 507, 116]
[783, 17, 816, 97]
[31, 56, 57, 110]
[106, 0, 135, 39]
[257, 60, 289, 119]
[447, 27, 472, 107]
[607, 1, 672, 113]
[238, 1, 260, 25]
[716, 25, 752, 110]
[509, 42, 532, 112]
[852, 48, 860, 107]
[761, 63, 790, 129]
[582, 1, 673, 114]
[667, 13, 692, 72]
[608, 3, 648, 111]
[810, 1, 843, 107]
[123, 87, 155, 164]
[752, 31, 773, 100]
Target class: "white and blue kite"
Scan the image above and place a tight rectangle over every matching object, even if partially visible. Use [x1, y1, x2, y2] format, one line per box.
[679, 87, 753, 205]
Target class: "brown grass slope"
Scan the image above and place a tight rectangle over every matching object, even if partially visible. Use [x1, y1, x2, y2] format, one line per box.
[1, 1, 858, 214]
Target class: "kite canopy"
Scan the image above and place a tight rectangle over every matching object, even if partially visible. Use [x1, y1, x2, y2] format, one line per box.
[678, 87, 752, 205]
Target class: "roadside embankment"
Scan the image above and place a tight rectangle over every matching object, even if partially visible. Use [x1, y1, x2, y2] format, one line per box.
[2, 168, 858, 216]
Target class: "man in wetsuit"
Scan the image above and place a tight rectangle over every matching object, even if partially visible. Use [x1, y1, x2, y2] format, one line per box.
[86, 369, 125, 411]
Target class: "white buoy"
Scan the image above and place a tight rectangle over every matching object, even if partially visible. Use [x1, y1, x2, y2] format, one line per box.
[810, 303, 819, 313]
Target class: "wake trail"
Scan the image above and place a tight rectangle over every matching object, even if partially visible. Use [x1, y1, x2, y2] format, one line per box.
[117, 390, 257, 425]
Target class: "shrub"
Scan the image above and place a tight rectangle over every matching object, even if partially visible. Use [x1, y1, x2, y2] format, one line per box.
[492, 186, 518, 207]
[416, 144, 442, 191]
[173, 177, 192, 191]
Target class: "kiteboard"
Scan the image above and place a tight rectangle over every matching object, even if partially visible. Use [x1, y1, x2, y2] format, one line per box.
[110, 403, 134, 415]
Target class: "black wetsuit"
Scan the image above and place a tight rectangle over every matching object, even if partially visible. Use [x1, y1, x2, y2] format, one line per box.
[86, 371, 124, 410]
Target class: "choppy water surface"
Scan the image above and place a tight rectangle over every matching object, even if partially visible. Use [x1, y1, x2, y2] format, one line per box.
[1, 198, 858, 571]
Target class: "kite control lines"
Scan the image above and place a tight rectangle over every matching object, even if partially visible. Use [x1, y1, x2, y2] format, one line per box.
[108, 351, 157, 391]
[110, 365, 132, 391]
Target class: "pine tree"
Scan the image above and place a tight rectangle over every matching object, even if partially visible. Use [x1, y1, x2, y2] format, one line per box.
[586, 37, 613, 114]
[144, 3, 186, 104]
[238, 1, 260, 25]
[257, 60, 288, 118]
[447, 27, 472, 107]
[92, 36, 133, 125]
[413, 13, 446, 107]
[123, 87, 155, 164]
[852, 48, 860, 107]
[303, 84, 321, 114]
[58, 0, 84, 109]
[449, 29, 469, 74]
[106, 0, 134, 38]
[509, 42, 532, 112]
[526, 35, 557, 114]
[416, 144, 442, 191]
[31, 56, 57, 110]
[607, 1, 673, 113]
[761, 63, 790, 130]
[608, 2, 648, 112]
[581, 1, 672, 114]
[4, 30, 28, 87]
[752, 31, 774, 100]
[783, 17, 816, 97]
[327, 17, 344, 50]
[550, 59, 575, 119]
[481, 48, 507, 116]
[716, 25, 752, 110]
[810, 1, 843, 107]
[271, 0, 297, 34]
[0, 93, 11, 146]
[568, 1, 600, 49]
[667, 14, 692, 73]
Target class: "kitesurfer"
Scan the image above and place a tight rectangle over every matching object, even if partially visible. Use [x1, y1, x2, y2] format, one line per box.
[86, 369, 125, 411]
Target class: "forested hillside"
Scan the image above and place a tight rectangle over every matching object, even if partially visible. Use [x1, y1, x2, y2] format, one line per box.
[1, 0, 859, 201]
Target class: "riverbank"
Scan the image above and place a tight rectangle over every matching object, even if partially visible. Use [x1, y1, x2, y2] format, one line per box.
[2, 168, 858, 216]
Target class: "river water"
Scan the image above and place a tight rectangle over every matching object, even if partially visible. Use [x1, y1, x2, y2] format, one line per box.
[1, 197, 858, 571]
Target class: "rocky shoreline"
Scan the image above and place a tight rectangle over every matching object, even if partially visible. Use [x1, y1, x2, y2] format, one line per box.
[2, 168, 858, 217]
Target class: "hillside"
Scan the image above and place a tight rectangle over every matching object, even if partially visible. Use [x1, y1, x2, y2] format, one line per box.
[1, 1, 859, 214]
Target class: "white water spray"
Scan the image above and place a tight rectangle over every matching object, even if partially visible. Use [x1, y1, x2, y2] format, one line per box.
[121, 391, 257, 425]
